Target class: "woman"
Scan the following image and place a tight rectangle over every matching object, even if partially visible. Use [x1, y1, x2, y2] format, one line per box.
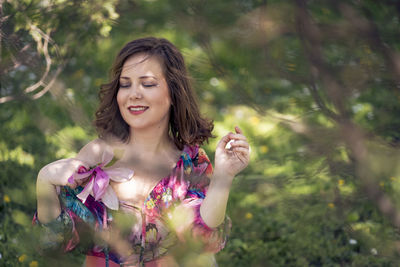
[35, 37, 250, 266]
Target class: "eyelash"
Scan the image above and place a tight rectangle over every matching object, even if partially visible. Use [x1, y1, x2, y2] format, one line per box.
[119, 83, 157, 88]
[143, 84, 157, 88]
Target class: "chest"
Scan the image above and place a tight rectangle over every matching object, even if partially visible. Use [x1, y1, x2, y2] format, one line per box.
[109, 156, 177, 208]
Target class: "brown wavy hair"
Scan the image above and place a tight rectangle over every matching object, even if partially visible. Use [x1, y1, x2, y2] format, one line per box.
[94, 37, 214, 150]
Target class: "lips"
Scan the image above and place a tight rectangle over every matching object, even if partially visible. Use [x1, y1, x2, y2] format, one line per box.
[128, 105, 148, 115]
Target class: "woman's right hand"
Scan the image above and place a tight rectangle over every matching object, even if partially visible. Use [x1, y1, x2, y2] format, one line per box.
[37, 158, 89, 188]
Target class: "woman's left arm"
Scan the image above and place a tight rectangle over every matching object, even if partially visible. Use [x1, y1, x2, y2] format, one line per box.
[200, 126, 250, 228]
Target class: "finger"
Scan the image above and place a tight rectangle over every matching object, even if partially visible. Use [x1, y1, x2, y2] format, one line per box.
[229, 140, 250, 149]
[232, 147, 249, 165]
[235, 126, 243, 134]
[77, 176, 91, 187]
[232, 146, 250, 155]
[228, 133, 247, 141]
[67, 176, 78, 189]
[216, 132, 233, 150]
[71, 158, 90, 171]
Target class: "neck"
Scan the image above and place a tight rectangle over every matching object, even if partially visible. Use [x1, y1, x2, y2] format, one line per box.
[128, 125, 175, 155]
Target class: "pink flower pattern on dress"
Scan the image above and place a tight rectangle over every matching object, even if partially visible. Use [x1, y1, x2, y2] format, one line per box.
[69, 149, 134, 210]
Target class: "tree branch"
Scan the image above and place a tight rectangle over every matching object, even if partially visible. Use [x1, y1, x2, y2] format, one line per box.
[0, 23, 63, 104]
[24, 26, 52, 94]
[295, 0, 400, 229]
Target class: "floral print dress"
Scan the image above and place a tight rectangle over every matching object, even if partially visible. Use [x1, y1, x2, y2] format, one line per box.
[33, 145, 230, 266]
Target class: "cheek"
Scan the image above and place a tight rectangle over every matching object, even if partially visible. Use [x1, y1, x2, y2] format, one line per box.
[116, 91, 128, 118]
[161, 87, 172, 106]
[160, 97, 171, 113]
[163, 95, 171, 106]
[116, 90, 124, 107]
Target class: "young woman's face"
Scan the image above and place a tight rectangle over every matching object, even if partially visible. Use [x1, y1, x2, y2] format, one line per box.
[117, 54, 171, 132]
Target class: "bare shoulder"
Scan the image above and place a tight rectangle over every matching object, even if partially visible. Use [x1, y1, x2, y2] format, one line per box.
[75, 138, 112, 165]
[76, 135, 127, 164]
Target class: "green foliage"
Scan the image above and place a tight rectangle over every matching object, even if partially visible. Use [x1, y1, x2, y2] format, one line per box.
[2, 0, 400, 266]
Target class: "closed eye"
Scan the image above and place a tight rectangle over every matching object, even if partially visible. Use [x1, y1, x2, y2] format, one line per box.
[120, 84, 131, 88]
[142, 83, 157, 88]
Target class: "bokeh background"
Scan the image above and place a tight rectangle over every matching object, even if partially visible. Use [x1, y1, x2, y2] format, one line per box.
[2, 0, 400, 266]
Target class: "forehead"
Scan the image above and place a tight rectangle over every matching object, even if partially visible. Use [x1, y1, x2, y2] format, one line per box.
[121, 53, 164, 78]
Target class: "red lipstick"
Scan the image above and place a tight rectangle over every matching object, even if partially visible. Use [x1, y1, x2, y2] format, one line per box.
[128, 105, 148, 115]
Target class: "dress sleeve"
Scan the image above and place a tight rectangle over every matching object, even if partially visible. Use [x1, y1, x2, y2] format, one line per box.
[182, 147, 232, 253]
[32, 185, 107, 253]
[32, 209, 76, 252]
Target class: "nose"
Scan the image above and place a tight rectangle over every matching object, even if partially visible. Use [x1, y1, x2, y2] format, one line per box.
[128, 83, 142, 99]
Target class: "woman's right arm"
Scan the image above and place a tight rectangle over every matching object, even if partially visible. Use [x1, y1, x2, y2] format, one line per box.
[36, 139, 106, 223]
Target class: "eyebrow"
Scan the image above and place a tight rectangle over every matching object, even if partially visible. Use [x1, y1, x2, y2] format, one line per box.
[119, 76, 158, 80]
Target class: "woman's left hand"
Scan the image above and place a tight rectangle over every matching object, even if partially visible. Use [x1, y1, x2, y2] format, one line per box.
[214, 126, 250, 179]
